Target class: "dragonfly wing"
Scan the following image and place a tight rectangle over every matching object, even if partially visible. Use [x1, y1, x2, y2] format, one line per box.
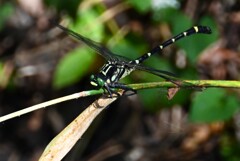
[133, 64, 197, 88]
[56, 24, 118, 61]
[127, 63, 178, 80]
[131, 64, 190, 86]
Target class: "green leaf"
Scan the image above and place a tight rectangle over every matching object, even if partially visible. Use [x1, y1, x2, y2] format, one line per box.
[190, 89, 239, 123]
[53, 7, 105, 89]
[110, 38, 146, 59]
[139, 89, 169, 112]
[139, 88, 192, 113]
[53, 47, 96, 88]
[152, 8, 183, 24]
[127, 0, 151, 13]
[69, 8, 104, 40]
[152, 7, 171, 22]
[0, 3, 14, 30]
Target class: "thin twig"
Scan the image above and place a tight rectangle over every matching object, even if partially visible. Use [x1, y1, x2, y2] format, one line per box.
[1, 80, 239, 123]
[129, 80, 240, 90]
[0, 89, 103, 123]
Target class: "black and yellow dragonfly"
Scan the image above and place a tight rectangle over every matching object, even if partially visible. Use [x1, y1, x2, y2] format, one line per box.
[56, 24, 211, 96]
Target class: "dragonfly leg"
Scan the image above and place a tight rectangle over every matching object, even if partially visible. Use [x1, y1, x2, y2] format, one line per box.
[104, 84, 113, 97]
[103, 84, 122, 98]
[110, 83, 137, 96]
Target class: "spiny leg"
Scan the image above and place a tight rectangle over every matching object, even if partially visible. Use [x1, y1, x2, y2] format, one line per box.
[103, 84, 115, 98]
[103, 84, 123, 98]
[109, 83, 137, 96]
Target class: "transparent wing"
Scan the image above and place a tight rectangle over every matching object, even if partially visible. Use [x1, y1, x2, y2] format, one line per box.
[124, 62, 177, 80]
[56, 24, 119, 61]
[129, 63, 195, 87]
[134, 64, 198, 88]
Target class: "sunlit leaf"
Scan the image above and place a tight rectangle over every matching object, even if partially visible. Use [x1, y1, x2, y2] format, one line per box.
[53, 7, 105, 88]
[69, 8, 104, 40]
[53, 47, 96, 88]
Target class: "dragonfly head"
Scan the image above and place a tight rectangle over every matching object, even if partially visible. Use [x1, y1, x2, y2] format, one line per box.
[90, 74, 105, 87]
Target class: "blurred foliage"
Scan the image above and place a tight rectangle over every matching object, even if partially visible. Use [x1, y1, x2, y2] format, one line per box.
[68, 7, 105, 40]
[53, 7, 104, 88]
[126, 0, 151, 13]
[44, 0, 82, 18]
[0, 2, 14, 30]
[1, 0, 240, 160]
[0, 62, 4, 86]
[2, 0, 234, 125]
[221, 134, 240, 161]
[50, 1, 239, 125]
[53, 46, 96, 88]
[190, 88, 239, 122]
[153, 8, 218, 64]
[139, 88, 192, 113]
[110, 35, 147, 60]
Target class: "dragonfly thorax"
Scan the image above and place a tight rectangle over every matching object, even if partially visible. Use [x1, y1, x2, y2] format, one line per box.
[90, 62, 133, 89]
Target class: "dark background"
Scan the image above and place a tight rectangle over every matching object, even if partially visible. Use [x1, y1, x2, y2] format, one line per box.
[0, 0, 240, 160]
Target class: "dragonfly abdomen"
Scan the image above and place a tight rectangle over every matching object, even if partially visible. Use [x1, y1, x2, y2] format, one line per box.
[56, 24, 211, 96]
[132, 26, 212, 65]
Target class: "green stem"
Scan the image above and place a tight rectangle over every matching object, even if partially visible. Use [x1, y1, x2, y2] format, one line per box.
[1, 80, 239, 123]
[128, 80, 240, 90]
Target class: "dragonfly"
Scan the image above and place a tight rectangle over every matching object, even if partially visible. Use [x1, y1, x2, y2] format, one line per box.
[56, 24, 211, 96]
